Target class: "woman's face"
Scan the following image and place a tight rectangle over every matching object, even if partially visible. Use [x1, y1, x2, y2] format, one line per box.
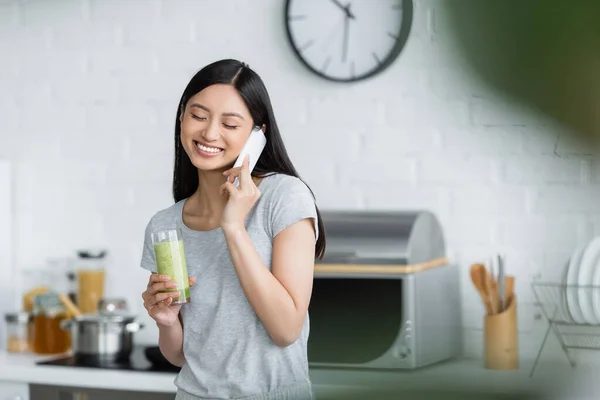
[179, 84, 255, 172]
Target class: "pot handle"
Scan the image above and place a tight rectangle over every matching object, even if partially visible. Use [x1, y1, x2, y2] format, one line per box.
[60, 319, 73, 331]
[125, 322, 145, 333]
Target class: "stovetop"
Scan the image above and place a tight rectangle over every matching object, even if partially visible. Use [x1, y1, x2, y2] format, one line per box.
[36, 346, 181, 374]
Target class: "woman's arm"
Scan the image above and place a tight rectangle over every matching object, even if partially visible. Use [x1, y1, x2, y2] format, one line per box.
[222, 218, 316, 347]
[158, 316, 186, 367]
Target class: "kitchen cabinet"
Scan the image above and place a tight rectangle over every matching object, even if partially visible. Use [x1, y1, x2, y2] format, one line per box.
[29, 384, 174, 400]
[0, 381, 28, 400]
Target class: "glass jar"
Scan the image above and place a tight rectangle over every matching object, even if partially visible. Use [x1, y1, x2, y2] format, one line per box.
[76, 250, 106, 314]
[32, 293, 71, 354]
[4, 312, 31, 353]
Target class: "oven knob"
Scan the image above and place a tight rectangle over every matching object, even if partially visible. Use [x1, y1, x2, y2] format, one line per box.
[400, 346, 410, 358]
[395, 345, 411, 359]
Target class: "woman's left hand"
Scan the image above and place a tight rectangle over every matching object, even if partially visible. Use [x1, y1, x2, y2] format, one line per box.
[220, 155, 261, 231]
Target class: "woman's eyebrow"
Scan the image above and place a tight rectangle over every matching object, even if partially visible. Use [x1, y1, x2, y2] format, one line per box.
[189, 103, 245, 119]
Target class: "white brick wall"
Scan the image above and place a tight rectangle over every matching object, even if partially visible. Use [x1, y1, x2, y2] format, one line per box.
[1, 0, 598, 363]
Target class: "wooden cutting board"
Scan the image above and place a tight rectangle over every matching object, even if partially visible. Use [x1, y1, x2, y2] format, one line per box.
[314, 257, 450, 274]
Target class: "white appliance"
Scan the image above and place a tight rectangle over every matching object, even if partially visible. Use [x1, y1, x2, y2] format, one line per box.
[0, 158, 14, 350]
[307, 210, 462, 370]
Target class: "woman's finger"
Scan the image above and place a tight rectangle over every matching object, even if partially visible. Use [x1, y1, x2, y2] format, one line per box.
[238, 155, 251, 187]
[149, 291, 180, 307]
[220, 181, 237, 197]
[148, 273, 171, 289]
[223, 167, 242, 178]
[189, 276, 197, 286]
[149, 280, 177, 295]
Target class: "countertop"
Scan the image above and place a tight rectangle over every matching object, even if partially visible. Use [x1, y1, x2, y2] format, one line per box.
[1, 350, 599, 399]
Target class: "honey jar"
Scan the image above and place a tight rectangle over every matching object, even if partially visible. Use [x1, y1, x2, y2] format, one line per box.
[32, 293, 71, 354]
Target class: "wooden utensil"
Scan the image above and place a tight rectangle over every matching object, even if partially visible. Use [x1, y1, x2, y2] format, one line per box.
[471, 263, 493, 315]
[58, 293, 82, 318]
[483, 265, 499, 315]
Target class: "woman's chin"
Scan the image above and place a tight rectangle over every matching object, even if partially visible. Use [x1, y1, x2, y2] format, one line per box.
[190, 157, 231, 172]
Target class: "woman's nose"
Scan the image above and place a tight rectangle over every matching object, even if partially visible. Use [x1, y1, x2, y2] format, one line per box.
[202, 121, 221, 141]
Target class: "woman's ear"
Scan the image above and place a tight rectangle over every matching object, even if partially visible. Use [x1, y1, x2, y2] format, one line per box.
[179, 104, 185, 123]
[261, 124, 266, 133]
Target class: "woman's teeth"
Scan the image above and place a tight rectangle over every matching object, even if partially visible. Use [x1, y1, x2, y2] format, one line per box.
[196, 142, 223, 153]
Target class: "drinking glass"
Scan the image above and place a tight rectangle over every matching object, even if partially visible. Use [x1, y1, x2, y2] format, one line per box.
[151, 228, 190, 305]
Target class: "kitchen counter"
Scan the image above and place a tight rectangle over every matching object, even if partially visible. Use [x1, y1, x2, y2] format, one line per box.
[0, 350, 178, 393]
[1, 350, 599, 399]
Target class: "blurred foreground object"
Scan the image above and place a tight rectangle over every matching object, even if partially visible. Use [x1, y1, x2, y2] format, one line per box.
[442, 0, 600, 147]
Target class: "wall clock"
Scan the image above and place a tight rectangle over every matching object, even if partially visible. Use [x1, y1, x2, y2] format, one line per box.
[284, 0, 413, 83]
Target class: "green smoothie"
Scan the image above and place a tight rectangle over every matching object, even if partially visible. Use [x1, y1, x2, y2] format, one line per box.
[153, 239, 190, 304]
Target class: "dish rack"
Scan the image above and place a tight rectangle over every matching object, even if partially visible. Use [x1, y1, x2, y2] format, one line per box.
[530, 282, 600, 377]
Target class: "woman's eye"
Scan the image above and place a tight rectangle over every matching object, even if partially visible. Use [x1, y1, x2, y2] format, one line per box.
[191, 114, 206, 121]
[223, 124, 238, 129]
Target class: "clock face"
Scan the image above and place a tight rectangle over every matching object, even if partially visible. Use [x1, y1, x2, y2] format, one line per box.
[285, 0, 413, 82]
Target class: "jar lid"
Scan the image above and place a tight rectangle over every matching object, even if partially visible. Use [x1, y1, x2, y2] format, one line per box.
[34, 293, 64, 311]
[5, 312, 32, 324]
[77, 249, 106, 259]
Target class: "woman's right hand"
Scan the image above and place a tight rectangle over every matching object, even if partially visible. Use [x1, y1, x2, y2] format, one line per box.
[142, 273, 196, 327]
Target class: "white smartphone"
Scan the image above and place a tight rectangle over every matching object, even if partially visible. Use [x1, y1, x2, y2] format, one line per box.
[232, 126, 267, 187]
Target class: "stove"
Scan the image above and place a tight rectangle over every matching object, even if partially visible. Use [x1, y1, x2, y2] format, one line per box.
[36, 345, 181, 374]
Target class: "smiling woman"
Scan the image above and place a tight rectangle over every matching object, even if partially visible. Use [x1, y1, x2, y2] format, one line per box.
[138, 59, 326, 400]
[179, 85, 252, 168]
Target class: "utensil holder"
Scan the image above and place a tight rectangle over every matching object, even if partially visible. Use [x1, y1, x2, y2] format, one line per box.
[484, 294, 519, 370]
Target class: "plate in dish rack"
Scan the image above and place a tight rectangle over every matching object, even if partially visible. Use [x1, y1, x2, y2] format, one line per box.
[591, 248, 600, 322]
[566, 243, 587, 324]
[577, 237, 600, 324]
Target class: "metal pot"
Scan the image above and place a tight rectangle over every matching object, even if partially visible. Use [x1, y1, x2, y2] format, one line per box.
[61, 313, 144, 360]
[97, 297, 128, 314]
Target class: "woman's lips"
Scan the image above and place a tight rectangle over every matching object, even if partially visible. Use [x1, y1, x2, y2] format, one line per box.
[194, 141, 224, 157]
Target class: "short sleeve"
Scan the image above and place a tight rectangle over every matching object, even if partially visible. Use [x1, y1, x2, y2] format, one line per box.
[140, 217, 157, 273]
[269, 176, 319, 241]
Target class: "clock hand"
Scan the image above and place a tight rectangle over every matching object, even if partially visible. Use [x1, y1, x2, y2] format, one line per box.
[342, 13, 349, 62]
[344, 3, 356, 19]
[330, 0, 346, 12]
[330, 0, 355, 19]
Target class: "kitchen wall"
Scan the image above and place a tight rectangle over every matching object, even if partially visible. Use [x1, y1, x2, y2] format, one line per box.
[1, 0, 599, 362]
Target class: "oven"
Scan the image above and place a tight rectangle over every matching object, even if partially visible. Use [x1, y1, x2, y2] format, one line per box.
[307, 210, 462, 369]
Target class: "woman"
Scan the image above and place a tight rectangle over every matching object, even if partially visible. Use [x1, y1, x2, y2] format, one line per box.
[140, 59, 326, 400]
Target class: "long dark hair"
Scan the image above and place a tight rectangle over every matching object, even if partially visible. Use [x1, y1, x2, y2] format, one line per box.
[172, 59, 325, 259]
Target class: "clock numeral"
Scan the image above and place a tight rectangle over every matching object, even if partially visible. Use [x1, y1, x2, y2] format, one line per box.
[372, 52, 382, 66]
[300, 39, 315, 52]
[288, 15, 307, 21]
[388, 32, 399, 40]
[321, 56, 332, 73]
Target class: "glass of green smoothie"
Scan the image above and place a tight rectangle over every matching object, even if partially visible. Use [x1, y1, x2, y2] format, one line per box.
[151, 228, 190, 305]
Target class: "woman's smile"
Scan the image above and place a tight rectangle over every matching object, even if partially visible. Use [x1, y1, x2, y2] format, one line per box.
[194, 140, 224, 157]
